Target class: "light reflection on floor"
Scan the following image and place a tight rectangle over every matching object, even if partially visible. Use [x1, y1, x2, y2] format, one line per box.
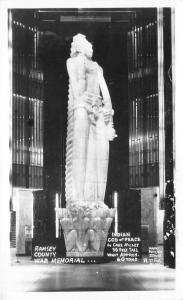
[7, 260, 175, 292]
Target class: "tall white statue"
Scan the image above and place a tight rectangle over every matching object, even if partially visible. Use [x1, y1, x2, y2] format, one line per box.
[66, 33, 116, 204]
[56, 34, 116, 257]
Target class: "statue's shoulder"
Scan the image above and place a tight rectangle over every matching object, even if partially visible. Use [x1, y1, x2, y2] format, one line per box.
[66, 57, 74, 68]
[66, 55, 85, 68]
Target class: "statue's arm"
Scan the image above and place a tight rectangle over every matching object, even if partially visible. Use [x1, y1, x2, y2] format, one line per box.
[98, 65, 117, 140]
[66, 57, 85, 99]
[97, 66, 112, 112]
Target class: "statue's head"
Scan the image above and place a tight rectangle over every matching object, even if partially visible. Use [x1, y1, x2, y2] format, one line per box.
[70, 33, 93, 58]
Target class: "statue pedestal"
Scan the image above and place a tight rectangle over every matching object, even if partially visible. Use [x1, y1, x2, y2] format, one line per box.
[56, 202, 115, 257]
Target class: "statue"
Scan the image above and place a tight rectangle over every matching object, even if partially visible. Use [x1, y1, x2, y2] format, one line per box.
[56, 34, 116, 257]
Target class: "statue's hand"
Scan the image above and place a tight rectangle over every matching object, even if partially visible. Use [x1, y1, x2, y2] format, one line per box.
[85, 94, 93, 106]
[77, 93, 93, 112]
[106, 126, 117, 141]
[103, 109, 117, 141]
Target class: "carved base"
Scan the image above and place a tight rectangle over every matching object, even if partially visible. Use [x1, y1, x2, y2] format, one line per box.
[56, 201, 115, 257]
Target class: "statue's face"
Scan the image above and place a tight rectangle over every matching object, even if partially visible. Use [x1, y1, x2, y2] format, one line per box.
[76, 40, 93, 58]
[84, 43, 93, 59]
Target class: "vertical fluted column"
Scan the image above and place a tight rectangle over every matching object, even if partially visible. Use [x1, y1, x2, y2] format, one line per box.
[65, 83, 74, 202]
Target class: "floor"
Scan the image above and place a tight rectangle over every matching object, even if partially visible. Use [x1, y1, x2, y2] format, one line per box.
[6, 256, 175, 292]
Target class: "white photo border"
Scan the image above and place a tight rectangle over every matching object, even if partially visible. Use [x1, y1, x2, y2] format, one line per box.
[0, 1, 183, 299]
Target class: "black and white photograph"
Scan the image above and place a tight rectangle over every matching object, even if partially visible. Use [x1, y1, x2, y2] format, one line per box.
[0, 0, 183, 299]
